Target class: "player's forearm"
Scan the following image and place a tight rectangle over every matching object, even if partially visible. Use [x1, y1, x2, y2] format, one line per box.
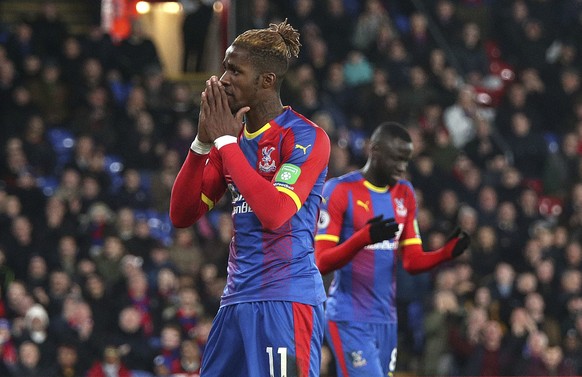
[218, 143, 297, 230]
[170, 151, 211, 227]
[315, 226, 372, 274]
[401, 241, 454, 274]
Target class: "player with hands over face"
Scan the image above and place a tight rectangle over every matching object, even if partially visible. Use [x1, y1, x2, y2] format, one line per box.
[170, 20, 330, 377]
[315, 122, 469, 376]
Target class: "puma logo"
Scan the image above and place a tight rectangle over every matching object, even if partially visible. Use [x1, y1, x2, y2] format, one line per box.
[295, 144, 312, 154]
[356, 200, 370, 212]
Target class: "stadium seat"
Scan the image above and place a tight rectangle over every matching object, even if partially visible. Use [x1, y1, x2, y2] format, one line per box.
[544, 132, 560, 154]
[147, 211, 174, 246]
[36, 175, 59, 197]
[47, 127, 75, 171]
[103, 154, 125, 193]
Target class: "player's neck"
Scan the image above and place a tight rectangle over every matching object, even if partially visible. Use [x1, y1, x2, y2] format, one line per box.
[245, 98, 284, 133]
[360, 165, 388, 189]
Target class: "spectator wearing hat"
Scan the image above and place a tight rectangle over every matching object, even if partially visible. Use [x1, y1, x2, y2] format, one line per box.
[14, 304, 56, 369]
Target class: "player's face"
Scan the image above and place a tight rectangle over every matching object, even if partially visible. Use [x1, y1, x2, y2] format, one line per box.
[375, 137, 413, 186]
[219, 46, 260, 112]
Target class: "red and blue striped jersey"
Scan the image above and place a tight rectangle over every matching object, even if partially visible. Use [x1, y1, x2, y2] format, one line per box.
[315, 171, 420, 323]
[206, 107, 329, 306]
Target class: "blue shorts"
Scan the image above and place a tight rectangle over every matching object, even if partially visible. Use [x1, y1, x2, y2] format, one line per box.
[325, 320, 398, 377]
[201, 301, 324, 377]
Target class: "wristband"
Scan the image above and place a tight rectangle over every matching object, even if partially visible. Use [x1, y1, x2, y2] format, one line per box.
[214, 135, 237, 150]
[190, 137, 212, 154]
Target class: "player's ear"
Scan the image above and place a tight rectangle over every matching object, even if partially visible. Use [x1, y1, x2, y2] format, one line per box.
[261, 72, 276, 89]
[368, 141, 380, 156]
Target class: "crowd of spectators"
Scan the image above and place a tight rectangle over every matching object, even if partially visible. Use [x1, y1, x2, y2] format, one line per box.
[0, 0, 582, 376]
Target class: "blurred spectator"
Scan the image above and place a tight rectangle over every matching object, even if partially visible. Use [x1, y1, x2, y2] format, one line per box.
[448, 306, 488, 373]
[1, 86, 40, 148]
[0, 246, 15, 296]
[351, 0, 395, 52]
[0, 318, 18, 375]
[112, 168, 151, 211]
[94, 236, 127, 288]
[5, 19, 38, 72]
[165, 286, 203, 340]
[432, 0, 463, 43]
[31, 1, 68, 60]
[524, 291, 562, 346]
[470, 226, 501, 283]
[463, 116, 509, 172]
[398, 65, 439, 121]
[24, 256, 49, 305]
[562, 327, 582, 375]
[506, 112, 548, 181]
[177, 338, 201, 376]
[124, 218, 158, 262]
[153, 323, 182, 376]
[70, 86, 118, 152]
[15, 303, 56, 369]
[487, 262, 518, 327]
[70, 57, 107, 110]
[544, 132, 581, 197]
[26, 60, 70, 127]
[80, 24, 115, 70]
[463, 320, 514, 375]
[107, 306, 155, 374]
[527, 344, 576, 376]
[319, 0, 354, 62]
[82, 272, 116, 336]
[181, 0, 213, 73]
[51, 342, 84, 377]
[150, 150, 179, 214]
[117, 269, 160, 338]
[451, 22, 489, 81]
[115, 20, 161, 82]
[421, 289, 459, 375]
[236, 0, 282, 34]
[10, 340, 50, 377]
[443, 85, 480, 148]
[86, 345, 132, 377]
[58, 36, 83, 87]
[403, 12, 435, 65]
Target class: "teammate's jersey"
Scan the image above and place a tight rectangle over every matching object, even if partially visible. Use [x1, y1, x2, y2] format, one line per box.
[205, 107, 328, 307]
[315, 171, 420, 323]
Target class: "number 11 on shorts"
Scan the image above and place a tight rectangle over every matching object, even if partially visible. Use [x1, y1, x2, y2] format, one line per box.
[266, 346, 288, 377]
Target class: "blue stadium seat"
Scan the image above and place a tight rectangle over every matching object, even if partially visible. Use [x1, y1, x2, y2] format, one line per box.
[544, 132, 560, 154]
[133, 209, 174, 246]
[103, 154, 124, 193]
[47, 128, 75, 170]
[36, 175, 59, 197]
[147, 210, 174, 246]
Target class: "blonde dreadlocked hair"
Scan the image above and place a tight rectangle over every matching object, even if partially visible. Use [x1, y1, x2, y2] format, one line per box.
[232, 19, 300, 85]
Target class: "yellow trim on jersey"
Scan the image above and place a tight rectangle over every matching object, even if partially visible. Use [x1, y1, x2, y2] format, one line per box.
[276, 186, 302, 210]
[399, 238, 422, 246]
[201, 193, 214, 210]
[244, 123, 271, 139]
[363, 180, 389, 193]
[315, 234, 340, 242]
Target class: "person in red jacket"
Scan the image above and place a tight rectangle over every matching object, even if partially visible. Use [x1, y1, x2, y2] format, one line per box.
[86, 345, 132, 377]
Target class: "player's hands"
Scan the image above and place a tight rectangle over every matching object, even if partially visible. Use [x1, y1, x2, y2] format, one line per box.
[196, 102, 211, 144]
[445, 226, 470, 258]
[367, 215, 399, 244]
[201, 76, 249, 142]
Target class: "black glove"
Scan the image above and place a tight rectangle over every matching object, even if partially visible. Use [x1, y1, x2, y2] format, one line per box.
[367, 215, 399, 244]
[446, 226, 470, 257]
